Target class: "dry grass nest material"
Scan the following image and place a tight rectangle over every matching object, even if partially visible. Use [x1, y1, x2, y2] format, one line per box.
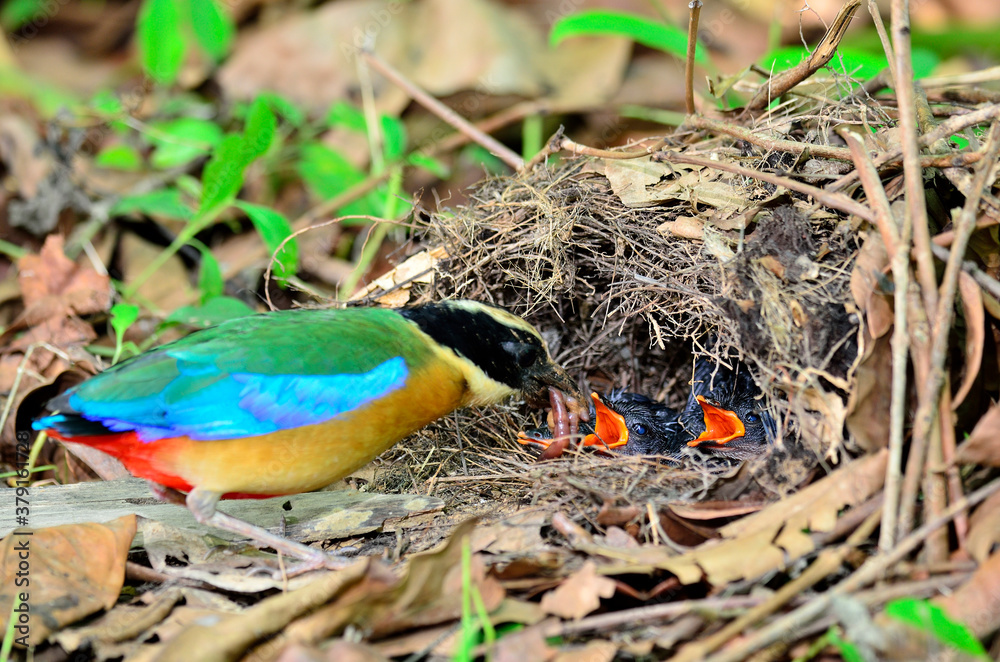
[369, 149, 863, 516]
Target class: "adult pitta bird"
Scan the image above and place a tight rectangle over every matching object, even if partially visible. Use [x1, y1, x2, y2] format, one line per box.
[34, 300, 583, 569]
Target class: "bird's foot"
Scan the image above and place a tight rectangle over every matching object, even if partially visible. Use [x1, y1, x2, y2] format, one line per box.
[149, 483, 352, 575]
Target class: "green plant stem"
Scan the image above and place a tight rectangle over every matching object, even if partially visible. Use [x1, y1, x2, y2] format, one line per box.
[339, 167, 403, 298]
[123, 207, 223, 299]
[522, 115, 542, 161]
[0, 594, 21, 662]
[0, 238, 28, 260]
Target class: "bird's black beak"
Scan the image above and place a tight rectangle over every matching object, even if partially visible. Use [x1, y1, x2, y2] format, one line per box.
[521, 361, 587, 420]
[687, 395, 745, 447]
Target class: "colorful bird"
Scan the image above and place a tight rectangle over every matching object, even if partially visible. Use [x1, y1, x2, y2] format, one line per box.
[678, 354, 776, 459]
[34, 300, 583, 569]
[519, 391, 681, 456]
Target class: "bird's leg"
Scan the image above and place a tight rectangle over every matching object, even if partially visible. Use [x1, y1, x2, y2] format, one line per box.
[147, 482, 349, 573]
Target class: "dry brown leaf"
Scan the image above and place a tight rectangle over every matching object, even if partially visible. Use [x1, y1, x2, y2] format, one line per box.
[277, 641, 390, 662]
[657, 216, 704, 240]
[219, 1, 410, 114]
[471, 509, 549, 554]
[0, 515, 136, 646]
[952, 271, 985, 409]
[0, 115, 52, 200]
[539, 561, 615, 620]
[51, 588, 184, 653]
[758, 254, 786, 279]
[935, 548, 1000, 637]
[666, 501, 766, 520]
[966, 490, 1000, 563]
[552, 640, 617, 662]
[955, 403, 1000, 467]
[849, 232, 892, 339]
[598, 451, 888, 586]
[493, 619, 559, 662]
[153, 560, 372, 662]
[18, 235, 111, 316]
[274, 520, 503, 649]
[846, 333, 893, 451]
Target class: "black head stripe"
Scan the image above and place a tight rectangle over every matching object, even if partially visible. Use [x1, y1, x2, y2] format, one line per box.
[400, 302, 545, 389]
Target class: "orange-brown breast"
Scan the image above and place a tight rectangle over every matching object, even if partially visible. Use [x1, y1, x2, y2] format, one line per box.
[89, 359, 472, 496]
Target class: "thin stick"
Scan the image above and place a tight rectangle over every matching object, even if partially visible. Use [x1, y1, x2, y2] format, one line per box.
[828, 103, 1000, 192]
[842, 130, 909, 552]
[671, 508, 882, 662]
[684, 0, 702, 115]
[699, 476, 1000, 662]
[900, 122, 1000, 539]
[359, 49, 524, 171]
[891, 0, 937, 317]
[867, 0, 896, 87]
[655, 150, 876, 223]
[930, 243, 1000, 302]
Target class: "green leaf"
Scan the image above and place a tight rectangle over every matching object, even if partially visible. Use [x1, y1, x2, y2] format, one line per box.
[186, 0, 233, 62]
[380, 115, 407, 161]
[241, 97, 276, 164]
[826, 629, 866, 662]
[461, 144, 506, 175]
[149, 117, 224, 169]
[164, 296, 255, 328]
[90, 90, 124, 116]
[407, 152, 450, 179]
[551, 10, 706, 64]
[109, 303, 140, 364]
[1, 0, 44, 30]
[112, 188, 195, 220]
[885, 599, 988, 658]
[194, 244, 224, 302]
[199, 133, 245, 214]
[95, 144, 143, 171]
[325, 101, 367, 132]
[138, 0, 185, 84]
[258, 92, 306, 127]
[236, 201, 298, 279]
[296, 142, 377, 219]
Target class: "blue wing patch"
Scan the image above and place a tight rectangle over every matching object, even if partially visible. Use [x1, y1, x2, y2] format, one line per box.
[70, 356, 409, 442]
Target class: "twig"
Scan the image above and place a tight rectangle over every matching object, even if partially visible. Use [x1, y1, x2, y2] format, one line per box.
[891, 0, 937, 319]
[671, 507, 881, 662]
[688, 115, 854, 161]
[929, 243, 1000, 301]
[741, 0, 862, 114]
[698, 476, 1000, 662]
[359, 49, 524, 171]
[654, 150, 875, 223]
[684, 0, 702, 115]
[842, 130, 909, 553]
[867, 0, 896, 87]
[900, 122, 1000, 539]
[828, 104, 1000, 192]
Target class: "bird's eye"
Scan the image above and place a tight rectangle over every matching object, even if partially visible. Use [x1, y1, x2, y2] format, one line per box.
[502, 341, 540, 368]
[631, 423, 648, 436]
[746, 410, 760, 423]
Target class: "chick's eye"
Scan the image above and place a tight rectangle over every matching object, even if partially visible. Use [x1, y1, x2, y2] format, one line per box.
[631, 423, 648, 436]
[745, 410, 760, 423]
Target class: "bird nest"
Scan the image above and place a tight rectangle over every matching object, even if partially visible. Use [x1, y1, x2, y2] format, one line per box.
[363, 149, 863, 513]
